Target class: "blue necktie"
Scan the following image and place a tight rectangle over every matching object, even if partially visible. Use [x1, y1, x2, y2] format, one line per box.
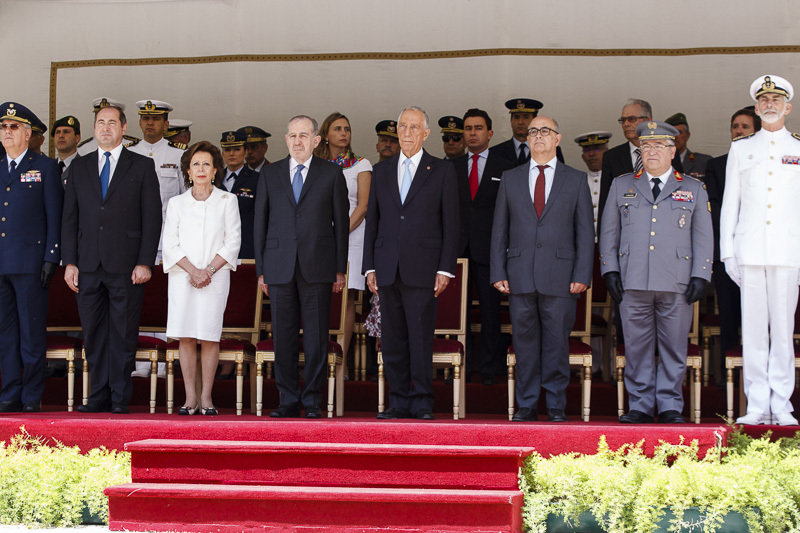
[292, 164, 304, 202]
[100, 151, 111, 199]
[400, 159, 412, 204]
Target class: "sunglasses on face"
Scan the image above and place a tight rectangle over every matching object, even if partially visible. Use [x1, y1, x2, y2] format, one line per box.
[442, 135, 462, 142]
[0, 123, 22, 131]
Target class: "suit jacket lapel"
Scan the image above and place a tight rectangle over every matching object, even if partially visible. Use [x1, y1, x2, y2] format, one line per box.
[275, 157, 295, 205]
[15, 153, 32, 176]
[0, 156, 9, 186]
[298, 157, 321, 204]
[387, 155, 402, 209]
[634, 172, 653, 202]
[104, 148, 132, 202]
[402, 150, 434, 205]
[473, 154, 497, 203]
[657, 171, 683, 203]
[86, 152, 102, 199]
[540, 163, 567, 219]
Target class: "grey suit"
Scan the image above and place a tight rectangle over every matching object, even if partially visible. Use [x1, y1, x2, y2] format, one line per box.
[681, 149, 712, 179]
[599, 168, 713, 416]
[490, 161, 594, 410]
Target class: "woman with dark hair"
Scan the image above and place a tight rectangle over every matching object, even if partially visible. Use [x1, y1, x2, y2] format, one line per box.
[162, 141, 241, 415]
[315, 113, 372, 373]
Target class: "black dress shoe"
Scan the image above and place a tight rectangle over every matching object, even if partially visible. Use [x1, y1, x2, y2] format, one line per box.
[416, 409, 435, 421]
[76, 400, 111, 413]
[22, 402, 41, 413]
[619, 410, 654, 424]
[657, 410, 686, 424]
[178, 404, 199, 416]
[512, 407, 538, 422]
[0, 401, 23, 413]
[376, 407, 411, 420]
[270, 404, 301, 418]
[111, 405, 130, 414]
[547, 409, 567, 422]
[305, 406, 322, 419]
[200, 406, 218, 416]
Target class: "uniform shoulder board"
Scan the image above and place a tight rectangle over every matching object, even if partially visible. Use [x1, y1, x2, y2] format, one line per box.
[168, 141, 187, 150]
[634, 169, 644, 179]
[123, 135, 141, 143]
[124, 138, 140, 148]
[76, 136, 94, 148]
[733, 132, 755, 142]
[792, 132, 800, 142]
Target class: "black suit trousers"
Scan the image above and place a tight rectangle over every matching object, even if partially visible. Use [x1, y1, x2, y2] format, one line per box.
[508, 292, 575, 410]
[269, 263, 332, 409]
[379, 275, 438, 414]
[713, 261, 742, 366]
[471, 260, 504, 378]
[77, 267, 144, 407]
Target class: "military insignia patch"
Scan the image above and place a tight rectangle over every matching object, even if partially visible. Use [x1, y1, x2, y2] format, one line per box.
[634, 169, 644, 179]
[792, 132, 800, 142]
[20, 170, 42, 183]
[671, 190, 694, 202]
[673, 170, 683, 181]
[782, 155, 800, 165]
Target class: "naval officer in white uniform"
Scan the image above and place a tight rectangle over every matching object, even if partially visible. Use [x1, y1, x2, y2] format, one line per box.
[721, 74, 800, 426]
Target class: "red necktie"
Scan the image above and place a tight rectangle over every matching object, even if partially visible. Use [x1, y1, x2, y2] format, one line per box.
[469, 154, 480, 200]
[534, 165, 547, 218]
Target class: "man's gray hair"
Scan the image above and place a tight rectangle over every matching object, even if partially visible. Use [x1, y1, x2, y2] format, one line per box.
[398, 106, 430, 130]
[623, 98, 653, 119]
[287, 115, 319, 136]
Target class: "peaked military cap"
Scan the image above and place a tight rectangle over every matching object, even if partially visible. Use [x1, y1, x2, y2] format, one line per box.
[664, 113, 688, 127]
[504, 98, 543, 114]
[636, 121, 679, 141]
[375, 120, 398, 138]
[438, 116, 464, 134]
[164, 119, 192, 138]
[238, 126, 271, 143]
[92, 97, 125, 112]
[136, 100, 173, 115]
[751, 74, 794, 101]
[574, 131, 613, 146]
[0, 102, 37, 126]
[220, 129, 247, 148]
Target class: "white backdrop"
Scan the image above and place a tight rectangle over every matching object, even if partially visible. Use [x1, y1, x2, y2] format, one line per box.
[1, 0, 798, 164]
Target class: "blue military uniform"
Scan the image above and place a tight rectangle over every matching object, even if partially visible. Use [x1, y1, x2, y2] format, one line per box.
[599, 121, 713, 423]
[0, 102, 63, 411]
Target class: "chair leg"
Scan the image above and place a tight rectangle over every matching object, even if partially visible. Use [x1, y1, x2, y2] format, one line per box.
[266, 362, 273, 380]
[83, 365, 90, 406]
[359, 332, 367, 381]
[249, 363, 257, 415]
[452, 364, 460, 420]
[738, 370, 746, 417]
[726, 366, 734, 421]
[167, 359, 174, 415]
[377, 357, 384, 413]
[327, 360, 335, 419]
[702, 336, 711, 387]
[336, 360, 344, 417]
[67, 358, 75, 412]
[236, 362, 244, 416]
[149, 359, 157, 414]
[617, 367, 625, 417]
[256, 362, 263, 416]
[507, 364, 515, 421]
[583, 366, 591, 422]
[459, 360, 466, 419]
[694, 365, 701, 424]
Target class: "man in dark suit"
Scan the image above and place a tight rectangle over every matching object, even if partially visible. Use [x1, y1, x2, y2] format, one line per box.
[363, 106, 460, 421]
[0, 102, 63, 413]
[703, 107, 760, 382]
[454, 108, 515, 385]
[491, 115, 594, 422]
[490, 98, 564, 166]
[254, 115, 349, 419]
[598, 98, 683, 227]
[220, 129, 259, 260]
[61, 103, 162, 414]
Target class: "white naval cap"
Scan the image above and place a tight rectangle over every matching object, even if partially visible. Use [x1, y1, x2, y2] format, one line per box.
[164, 119, 192, 138]
[750, 74, 794, 102]
[92, 97, 125, 112]
[135, 99, 174, 115]
[573, 131, 613, 146]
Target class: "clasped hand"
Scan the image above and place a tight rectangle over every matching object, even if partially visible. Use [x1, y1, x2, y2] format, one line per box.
[190, 266, 211, 289]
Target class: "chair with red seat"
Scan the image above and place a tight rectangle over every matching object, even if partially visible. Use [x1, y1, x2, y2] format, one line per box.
[506, 287, 594, 421]
[254, 265, 348, 417]
[45, 267, 84, 411]
[377, 258, 469, 419]
[590, 246, 614, 380]
[133, 263, 169, 413]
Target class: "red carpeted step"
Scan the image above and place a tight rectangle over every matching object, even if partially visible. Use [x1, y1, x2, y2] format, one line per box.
[105, 483, 523, 532]
[126, 439, 533, 490]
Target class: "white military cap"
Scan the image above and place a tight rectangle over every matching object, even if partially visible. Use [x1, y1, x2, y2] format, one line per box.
[135, 100, 174, 115]
[91, 97, 125, 112]
[750, 75, 794, 102]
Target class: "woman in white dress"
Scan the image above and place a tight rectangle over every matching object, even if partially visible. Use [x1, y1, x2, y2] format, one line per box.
[162, 141, 241, 415]
[314, 113, 372, 371]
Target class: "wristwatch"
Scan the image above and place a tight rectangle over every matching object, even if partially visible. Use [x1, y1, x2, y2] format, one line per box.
[207, 265, 217, 275]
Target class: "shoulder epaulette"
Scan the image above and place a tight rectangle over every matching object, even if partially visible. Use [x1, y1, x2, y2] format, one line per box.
[168, 141, 187, 150]
[124, 138, 140, 148]
[792, 132, 800, 142]
[733, 132, 756, 142]
[673, 170, 683, 182]
[634, 169, 643, 179]
[76, 137, 93, 148]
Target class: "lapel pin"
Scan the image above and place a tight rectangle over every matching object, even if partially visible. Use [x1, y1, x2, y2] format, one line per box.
[427, 166, 431, 170]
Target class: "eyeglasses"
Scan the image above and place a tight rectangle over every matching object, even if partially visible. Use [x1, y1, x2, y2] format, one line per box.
[640, 143, 672, 153]
[442, 135, 462, 142]
[527, 127, 558, 137]
[618, 116, 649, 124]
[0, 123, 22, 131]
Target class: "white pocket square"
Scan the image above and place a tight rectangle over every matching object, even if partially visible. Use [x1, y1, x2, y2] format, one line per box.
[491, 177, 501, 181]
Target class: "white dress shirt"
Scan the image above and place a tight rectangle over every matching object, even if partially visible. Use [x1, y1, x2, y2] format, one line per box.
[97, 144, 124, 184]
[466, 148, 490, 185]
[528, 156, 558, 204]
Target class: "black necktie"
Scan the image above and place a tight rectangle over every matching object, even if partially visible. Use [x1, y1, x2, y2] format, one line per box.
[228, 172, 237, 190]
[58, 161, 66, 174]
[651, 177, 661, 200]
[518, 144, 528, 165]
[9, 160, 16, 176]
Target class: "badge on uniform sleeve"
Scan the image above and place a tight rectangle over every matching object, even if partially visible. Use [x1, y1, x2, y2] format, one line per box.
[671, 190, 694, 202]
[782, 155, 800, 165]
[20, 170, 42, 183]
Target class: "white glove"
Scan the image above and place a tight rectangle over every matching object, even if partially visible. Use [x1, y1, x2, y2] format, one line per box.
[723, 258, 742, 287]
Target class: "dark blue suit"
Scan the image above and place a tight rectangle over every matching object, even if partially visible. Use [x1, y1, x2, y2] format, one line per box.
[223, 166, 259, 259]
[0, 150, 63, 404]
[362, 149, 460, 414]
